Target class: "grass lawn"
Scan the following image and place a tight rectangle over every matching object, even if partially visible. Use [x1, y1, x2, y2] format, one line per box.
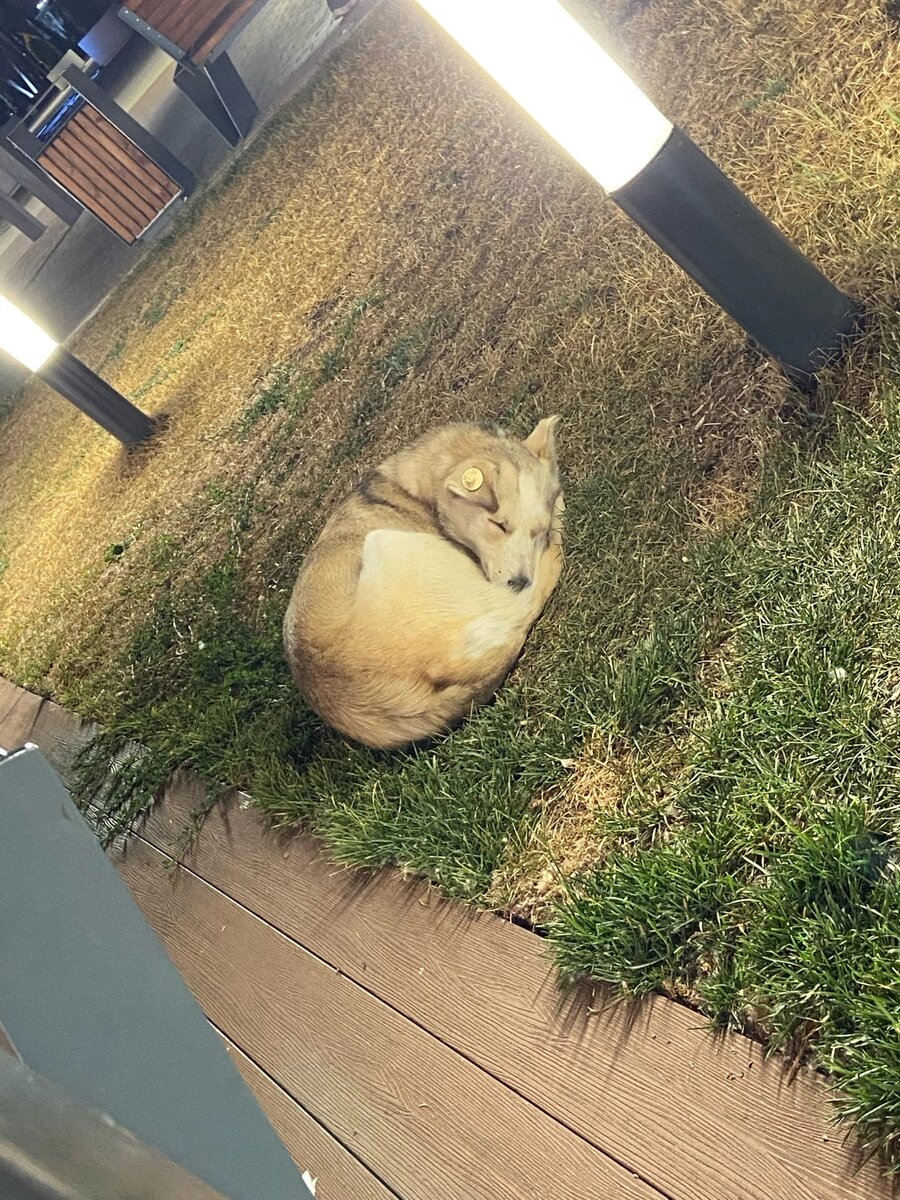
[2, 0, 900, 1168]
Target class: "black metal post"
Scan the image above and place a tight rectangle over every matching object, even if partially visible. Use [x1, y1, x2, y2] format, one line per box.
[38, 348, 156, 444]
[611, 127, 861, 380]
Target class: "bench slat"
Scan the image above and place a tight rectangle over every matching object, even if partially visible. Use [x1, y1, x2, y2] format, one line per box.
[128, 0, 258, 64]
[40, 108, 180, 243]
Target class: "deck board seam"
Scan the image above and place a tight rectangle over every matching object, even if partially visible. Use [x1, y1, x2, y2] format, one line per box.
[214, 1024, 407, 1200]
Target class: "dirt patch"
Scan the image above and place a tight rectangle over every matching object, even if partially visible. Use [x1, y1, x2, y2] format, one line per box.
[489, 750, 629, 924]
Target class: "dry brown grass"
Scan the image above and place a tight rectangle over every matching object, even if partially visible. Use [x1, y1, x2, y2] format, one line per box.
[488, 747, 630, 924]
[1, 0, 899, 881]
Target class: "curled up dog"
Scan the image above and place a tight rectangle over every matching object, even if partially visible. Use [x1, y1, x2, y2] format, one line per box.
[283, 417, 564, 749]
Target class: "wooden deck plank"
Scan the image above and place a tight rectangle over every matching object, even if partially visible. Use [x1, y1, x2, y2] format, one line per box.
[140, 787, 890, 1200]
[223, 1038, 399, 1200]
[0, 678, 22, 726]
[114, 836, 661, 1200]
[26, 698, 97, 783]
[1, 678, 891, 1200]
[0, 680, 43, 751]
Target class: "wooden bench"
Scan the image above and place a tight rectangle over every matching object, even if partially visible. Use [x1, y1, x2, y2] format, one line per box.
[118, 0, 261, 145]
[7, 67, 194, 246]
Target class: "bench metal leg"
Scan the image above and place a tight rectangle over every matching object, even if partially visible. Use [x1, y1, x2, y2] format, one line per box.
[205, 52, 258, 138]
[173, 61, 241, 146]
[173, 54, 257, 147]
[0, 190, 46, 240]
[0, 139, 82, 225]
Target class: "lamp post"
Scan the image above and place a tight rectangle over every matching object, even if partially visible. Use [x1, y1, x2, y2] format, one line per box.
[0, 295, 156, 444]
[412, 0, 861, 381]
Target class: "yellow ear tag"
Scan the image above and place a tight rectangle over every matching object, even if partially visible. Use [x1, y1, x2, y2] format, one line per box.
[461, 467, 484, 492]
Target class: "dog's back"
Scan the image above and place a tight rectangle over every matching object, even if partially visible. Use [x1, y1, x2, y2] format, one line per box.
[284, 421, 563, 748]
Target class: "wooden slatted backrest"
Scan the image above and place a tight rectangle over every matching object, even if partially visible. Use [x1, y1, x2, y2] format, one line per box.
[38, 106, 181, 244]
[123, 0, 259, 65]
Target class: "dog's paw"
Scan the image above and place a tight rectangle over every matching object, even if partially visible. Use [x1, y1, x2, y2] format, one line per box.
[543, 537, 564, 587]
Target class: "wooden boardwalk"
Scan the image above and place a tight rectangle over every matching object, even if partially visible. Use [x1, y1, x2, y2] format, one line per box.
[1, 677, 894, 1200]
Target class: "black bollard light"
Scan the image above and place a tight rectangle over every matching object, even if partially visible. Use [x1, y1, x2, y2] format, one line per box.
[0, 295, 156, 445]
[413, 0, 861, 381]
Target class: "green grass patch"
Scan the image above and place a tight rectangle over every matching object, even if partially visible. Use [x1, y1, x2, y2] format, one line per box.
[332, 324, 430, 463]
[741, 75, 790, 111]
[551, 393, 900, 1165]
[317, 287, 384, 383]
[237, 289, 383, 436]
[127, 310, 220, 401]
[140, 283, 187, 328]
[95, 328, 130, 375]
[237, 364, 314, 433]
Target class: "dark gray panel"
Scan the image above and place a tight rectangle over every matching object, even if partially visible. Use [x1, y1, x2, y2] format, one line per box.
[0, 748, 312, 1200]
[0, 1054, 231, 1200]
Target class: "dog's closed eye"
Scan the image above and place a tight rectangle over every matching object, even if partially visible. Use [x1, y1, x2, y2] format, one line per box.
[490, 518, 510, 534]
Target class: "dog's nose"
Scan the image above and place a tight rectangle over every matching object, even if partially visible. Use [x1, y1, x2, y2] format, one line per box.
[508, 574, 531, 592]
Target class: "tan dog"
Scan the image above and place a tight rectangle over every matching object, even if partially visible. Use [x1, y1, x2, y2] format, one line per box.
[284, 418, 564, 748]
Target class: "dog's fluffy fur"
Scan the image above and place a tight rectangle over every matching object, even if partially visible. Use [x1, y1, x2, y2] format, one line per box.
[284, 418, 564, 748]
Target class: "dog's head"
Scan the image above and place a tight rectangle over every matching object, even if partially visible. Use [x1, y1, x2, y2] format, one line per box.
[438, 416, 562, 591]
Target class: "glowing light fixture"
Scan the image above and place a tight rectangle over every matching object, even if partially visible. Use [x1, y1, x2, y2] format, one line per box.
[0, 295, 58, 373]
[0, 294, 156, 444]
[411, 0, 672, 192]
[412, 0, 861, 380]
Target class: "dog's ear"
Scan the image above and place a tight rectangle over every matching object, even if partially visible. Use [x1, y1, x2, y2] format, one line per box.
[524, 415, 561, 462]
[446, 460, 499, 511]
